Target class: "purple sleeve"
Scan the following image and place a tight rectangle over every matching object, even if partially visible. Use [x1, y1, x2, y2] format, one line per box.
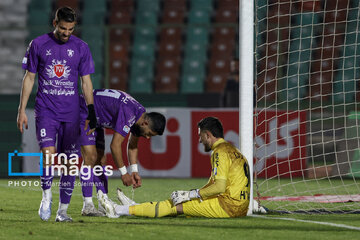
[22, 40, 38, 73]
[114, 113, 131, 137]
[78, 43, 95, 77]
[113, 105, 145, 137]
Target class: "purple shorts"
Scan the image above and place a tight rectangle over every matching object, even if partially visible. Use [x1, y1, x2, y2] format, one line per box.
[79, 120, 105, 150]
[36, 115, 80, 156]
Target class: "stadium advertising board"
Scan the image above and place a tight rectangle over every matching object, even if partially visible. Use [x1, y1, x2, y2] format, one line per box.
[22, 108, 306, 178]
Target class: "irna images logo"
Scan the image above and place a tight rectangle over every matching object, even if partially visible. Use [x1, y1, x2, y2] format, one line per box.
[8, 150, 113, 178]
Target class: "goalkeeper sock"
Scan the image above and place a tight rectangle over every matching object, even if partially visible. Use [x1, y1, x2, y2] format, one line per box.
[94, 166, 108, 194]
[114, 205, 130, 216]
[129, 200, 177, 218]
[80, 166, 94, 198]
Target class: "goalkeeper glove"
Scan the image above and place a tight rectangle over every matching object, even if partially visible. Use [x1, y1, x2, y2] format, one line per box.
[87, 104, 97, 129]
[171, 189, 200, 205]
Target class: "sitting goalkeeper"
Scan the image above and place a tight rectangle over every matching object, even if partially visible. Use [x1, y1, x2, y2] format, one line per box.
[98, 116, 250, 218]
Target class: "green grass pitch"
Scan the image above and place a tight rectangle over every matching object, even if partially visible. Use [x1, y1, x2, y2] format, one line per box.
[1, 178, 360, 240]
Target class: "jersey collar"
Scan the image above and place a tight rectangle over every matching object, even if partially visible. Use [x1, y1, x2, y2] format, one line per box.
[211, 138, 226, 151]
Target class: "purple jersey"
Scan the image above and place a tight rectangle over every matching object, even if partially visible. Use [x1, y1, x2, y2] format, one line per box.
[80, 89, 146, 137]
[22, 32, 95, 122]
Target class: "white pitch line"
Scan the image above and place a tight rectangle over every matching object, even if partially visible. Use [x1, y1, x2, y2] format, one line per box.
[251, 215, 360, 231]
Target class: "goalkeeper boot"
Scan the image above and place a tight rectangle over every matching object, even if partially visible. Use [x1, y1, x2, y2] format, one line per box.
[98, 200, 106, 216]
[38, 197, 52, 221]
[97, 190, 117, 218]
[252, 200, 268, 214]
[81, 203, 105, 217]
[117, 188, 137, 206]
[55, 210, 73, 222]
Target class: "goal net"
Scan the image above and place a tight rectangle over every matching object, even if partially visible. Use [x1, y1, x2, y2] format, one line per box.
[254, 0, 360, 213]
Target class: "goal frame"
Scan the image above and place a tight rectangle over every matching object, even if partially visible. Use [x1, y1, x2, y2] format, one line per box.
[239, 0, 254, 215]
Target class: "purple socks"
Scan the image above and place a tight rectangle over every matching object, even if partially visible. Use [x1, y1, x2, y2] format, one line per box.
[80, 166, 94, 197]
[94, 166, 108, 194]
[40, 167, 53, 191]
[59, 174, 76, 204]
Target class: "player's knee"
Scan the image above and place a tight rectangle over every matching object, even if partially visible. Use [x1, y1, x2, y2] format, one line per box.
[83, 148, 97, 167]
[42, 147, 56, 166]
[176, 203, 184, 214]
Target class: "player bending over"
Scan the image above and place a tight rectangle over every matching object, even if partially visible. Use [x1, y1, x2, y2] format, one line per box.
[79, 89, 166, 216]
[99, 117, 250, 218]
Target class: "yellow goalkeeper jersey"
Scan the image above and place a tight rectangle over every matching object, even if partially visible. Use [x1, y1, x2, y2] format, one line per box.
[208, 138, 250, 217]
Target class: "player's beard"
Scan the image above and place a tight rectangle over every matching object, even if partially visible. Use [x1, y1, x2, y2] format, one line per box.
[203, 142, 212, 152]
[131, 123, 144, 137]
[54, 30, 70, 43]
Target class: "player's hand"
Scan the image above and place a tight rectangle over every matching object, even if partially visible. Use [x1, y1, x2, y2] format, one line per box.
[171, 189, 200, 205]
[121, 173, 135, 187]
[171, 191, 190, 205]
[17, 111, 28, 133]
[131, 172, 142, 189]
[84, 120, 96, 135]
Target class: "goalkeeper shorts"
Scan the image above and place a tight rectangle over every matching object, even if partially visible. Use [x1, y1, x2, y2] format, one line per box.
[182, 197, 230, 218]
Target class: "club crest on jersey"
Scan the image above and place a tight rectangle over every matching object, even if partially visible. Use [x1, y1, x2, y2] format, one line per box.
[67, 49, 74, 57]
[46, 59, 70, 79]
[123, 125, 130, 133]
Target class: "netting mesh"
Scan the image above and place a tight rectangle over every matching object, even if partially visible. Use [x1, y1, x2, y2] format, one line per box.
[254, 0, 360, 213]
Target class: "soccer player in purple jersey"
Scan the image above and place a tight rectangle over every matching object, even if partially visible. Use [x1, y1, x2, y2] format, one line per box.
[78, 89, 166, 216]
[17, 7, 97, 222]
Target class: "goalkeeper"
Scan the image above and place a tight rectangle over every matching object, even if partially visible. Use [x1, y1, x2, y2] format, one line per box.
[99, 116, 250, 218]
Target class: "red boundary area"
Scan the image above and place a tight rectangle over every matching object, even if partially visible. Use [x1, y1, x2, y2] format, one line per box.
[259, 194, 360, 203]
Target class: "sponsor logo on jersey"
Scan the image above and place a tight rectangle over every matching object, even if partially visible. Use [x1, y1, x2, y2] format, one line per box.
[46, 49, 52, 56]
[46, 59, 71, 79]
[67, 49, 74, 57]
[128, 116, 136, 127]
[123, 125, 130, 133]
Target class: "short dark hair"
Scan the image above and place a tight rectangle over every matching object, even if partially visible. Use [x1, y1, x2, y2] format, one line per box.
[55, 7, 77, 23]
[146, 112, 166, 135]
[197, 117, 224, 138]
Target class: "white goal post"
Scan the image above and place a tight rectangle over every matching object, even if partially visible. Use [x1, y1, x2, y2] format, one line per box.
[244, 0, 360, 214]
[239, 0, 254, 215]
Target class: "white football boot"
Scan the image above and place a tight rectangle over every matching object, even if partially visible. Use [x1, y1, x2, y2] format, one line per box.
[38, 197, 52, 221]
[55, 210, 73, 222]
[81, 203, 105, 217]
[117, 188, 137, 206]
[97, 190, 117, 218]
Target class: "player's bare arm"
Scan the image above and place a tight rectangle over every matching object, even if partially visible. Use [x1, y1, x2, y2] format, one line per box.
[81, 74, 96, 135]
[127, 133, 142, 188]
[17, 71, 36, 133]
[111, 131, 135, 187]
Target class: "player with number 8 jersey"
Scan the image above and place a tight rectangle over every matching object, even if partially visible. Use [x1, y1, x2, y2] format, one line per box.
[17, 7, 97, 222]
